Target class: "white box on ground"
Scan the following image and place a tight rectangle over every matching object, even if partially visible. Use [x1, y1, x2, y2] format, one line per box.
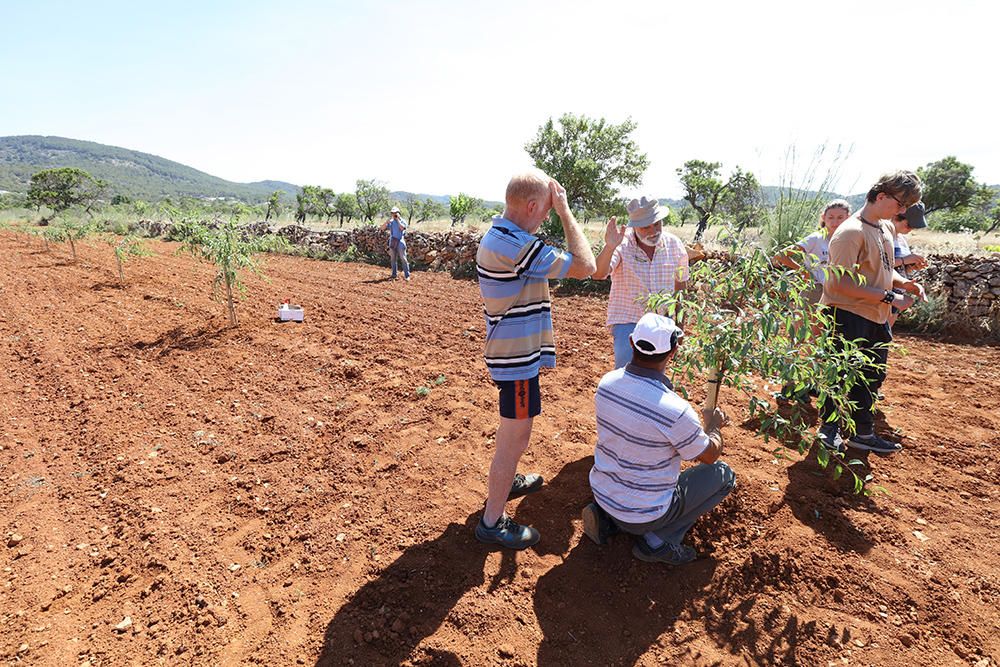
[278, 304, 304, 322]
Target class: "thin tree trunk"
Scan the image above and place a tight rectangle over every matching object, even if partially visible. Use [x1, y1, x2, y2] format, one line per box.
[69, 237, 76, 260]
[117, 255, 125, 285]
[225, 273, 237, 327]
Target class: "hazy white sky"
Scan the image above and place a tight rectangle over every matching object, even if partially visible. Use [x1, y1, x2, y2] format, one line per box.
[2, 0, 997, 200]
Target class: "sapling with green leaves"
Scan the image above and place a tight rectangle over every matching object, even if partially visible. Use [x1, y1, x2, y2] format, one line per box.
[103, 224, 151, 285]
[40, 218, 94, 260]
[175, 217, 289, 327]
[647, 229, 889, 493]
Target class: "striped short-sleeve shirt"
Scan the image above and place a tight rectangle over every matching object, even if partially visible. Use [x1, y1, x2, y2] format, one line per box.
[477, 216, 573, 381]
[589, 364, 710, 524]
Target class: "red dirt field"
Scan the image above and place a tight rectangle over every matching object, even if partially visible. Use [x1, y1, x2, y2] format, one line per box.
[1, 233, 998, 667]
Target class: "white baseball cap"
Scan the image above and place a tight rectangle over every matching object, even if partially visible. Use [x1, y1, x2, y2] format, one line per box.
[629, 313, 683, 355]
[390, 206, 401, 214]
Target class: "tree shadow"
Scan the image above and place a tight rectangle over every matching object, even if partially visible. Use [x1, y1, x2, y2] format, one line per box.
[520, 457, 720, 666]
[314, 512, 510, 666]
[131, 326, 228, 358]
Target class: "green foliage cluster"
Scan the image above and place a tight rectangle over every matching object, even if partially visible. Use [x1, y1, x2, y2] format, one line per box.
[647, 235, 886, 493]
[526, 113, 648, 235]
[174, 218, 290, 327]
[677, 160, 762, 241]
[920, 157, 1000, 234]
[449, 193, 482, 227]
[27, 167, 106, 219]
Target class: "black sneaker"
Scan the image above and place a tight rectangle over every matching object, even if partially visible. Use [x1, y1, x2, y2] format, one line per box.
[581, 502, 619, 546]
[507, 473, 543, 500]
[847, 433, 902, 457]
[474, 515, 540, 550]
[631, 539, 697, 565]
[818, 424, 844, 454]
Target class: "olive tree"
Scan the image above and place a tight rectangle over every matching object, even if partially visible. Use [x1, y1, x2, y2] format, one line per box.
[449, 193, 482, 227]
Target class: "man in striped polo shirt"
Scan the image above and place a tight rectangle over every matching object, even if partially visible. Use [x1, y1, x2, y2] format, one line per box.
[582, 313, 735, 565]
[475, 169, 597, 550]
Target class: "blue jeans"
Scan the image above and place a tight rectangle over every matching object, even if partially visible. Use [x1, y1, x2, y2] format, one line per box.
[611, 323, 637, 369]
[389, 241, 410, 278]
[611, 461, 736, 545]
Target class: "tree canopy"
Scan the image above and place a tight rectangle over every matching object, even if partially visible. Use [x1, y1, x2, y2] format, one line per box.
[27, 167, 106, 219]
[918, 156, 986, 214]
[677, 160, 761, 240]
[355, 179, 391, 223]
[525, 113, 648, 227]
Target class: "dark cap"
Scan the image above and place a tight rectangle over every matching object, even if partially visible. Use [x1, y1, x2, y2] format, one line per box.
[902, 202, 927, 229]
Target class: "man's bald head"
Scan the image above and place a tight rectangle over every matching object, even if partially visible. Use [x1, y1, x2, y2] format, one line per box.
[505, 169, 551, 207]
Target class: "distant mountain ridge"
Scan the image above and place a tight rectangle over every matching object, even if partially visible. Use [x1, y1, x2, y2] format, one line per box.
[0, 135, 299, 201]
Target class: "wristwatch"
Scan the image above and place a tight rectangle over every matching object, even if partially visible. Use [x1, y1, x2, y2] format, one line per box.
[881, 290, 896, 304]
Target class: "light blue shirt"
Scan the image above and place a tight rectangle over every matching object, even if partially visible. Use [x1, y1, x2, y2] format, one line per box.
[388, 218, 407, 241]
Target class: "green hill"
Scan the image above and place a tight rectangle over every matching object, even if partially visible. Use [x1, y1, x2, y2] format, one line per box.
[0, 135, 299, 202]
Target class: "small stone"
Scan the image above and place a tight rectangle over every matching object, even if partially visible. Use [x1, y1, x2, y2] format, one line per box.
[498, 644, 515, 658]
[228, 563, 240, 572]
[336, 533, 346, 542]
[915, 517, 928, 525]
[913, 530, 930, 542]
[113, 616, 133, 633]
[17, 643, 29, 654]
[900, 634, 914, 648]
[7, 533, 24, 548]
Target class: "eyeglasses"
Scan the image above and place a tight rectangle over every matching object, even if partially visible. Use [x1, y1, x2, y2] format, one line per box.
[885, 192, 906, 208]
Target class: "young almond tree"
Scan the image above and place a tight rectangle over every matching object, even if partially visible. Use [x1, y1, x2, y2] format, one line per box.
[103, 224, 151, 286]
[41, 218, 95, 260]
[175, 217, 289, 327]
[648, 231, 887, 493]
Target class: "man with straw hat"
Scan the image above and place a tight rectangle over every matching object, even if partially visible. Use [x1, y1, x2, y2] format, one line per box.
[592, 196, 689, 368]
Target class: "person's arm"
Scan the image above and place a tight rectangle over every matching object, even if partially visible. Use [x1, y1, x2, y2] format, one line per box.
[592, 217, 625, 280]
[772, 245, 804, 271]
[551, 180, 597, 279]
[695, 407, 728, 465]
[896, 252, 927, 270]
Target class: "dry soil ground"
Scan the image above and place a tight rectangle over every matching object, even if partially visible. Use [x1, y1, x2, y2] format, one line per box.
[1, 234, 998, 667]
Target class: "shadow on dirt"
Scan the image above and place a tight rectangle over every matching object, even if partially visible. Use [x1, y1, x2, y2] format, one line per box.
[314, 511, 504, 666]
[132, 326, 228, 357]
[519, 457, 722, 666]
[361, 276, 397, 284]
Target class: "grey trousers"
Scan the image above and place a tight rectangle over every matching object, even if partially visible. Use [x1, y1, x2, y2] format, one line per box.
[612, 461, 736, 545]
[390, 242, 410, 278]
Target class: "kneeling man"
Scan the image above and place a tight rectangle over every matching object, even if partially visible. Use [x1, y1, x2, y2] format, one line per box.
[583, 313, 735, 565]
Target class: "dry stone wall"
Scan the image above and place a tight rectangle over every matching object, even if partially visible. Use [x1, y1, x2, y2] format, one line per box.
[134, 219, 1000, 318]
[922, 254, 1000, 316]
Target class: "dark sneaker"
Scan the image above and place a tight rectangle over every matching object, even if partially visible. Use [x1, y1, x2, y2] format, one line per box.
[508, 473, 544, 500]
[581, 502, 619, 546]
[818, 424, 844, 454]
[631, 539, 697, 565]
[474, 515, 540, 550]
[847, 433, 902, 457]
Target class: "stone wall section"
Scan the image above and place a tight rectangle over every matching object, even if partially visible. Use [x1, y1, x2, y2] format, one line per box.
[135, 219, 1000, 316]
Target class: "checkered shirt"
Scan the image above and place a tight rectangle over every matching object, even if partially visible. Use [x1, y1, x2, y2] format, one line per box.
[606, 229, 689, 327]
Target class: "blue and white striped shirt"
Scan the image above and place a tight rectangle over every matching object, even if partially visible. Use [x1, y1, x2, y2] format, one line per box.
[476, 216, 572, 381]
[590, 364, 710, 524]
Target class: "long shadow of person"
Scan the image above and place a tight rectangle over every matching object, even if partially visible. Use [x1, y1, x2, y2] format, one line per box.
[314, 511, 516, 666]
[518, 457, 719, 666]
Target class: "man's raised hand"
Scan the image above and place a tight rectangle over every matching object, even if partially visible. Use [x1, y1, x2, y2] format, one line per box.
[604, 216, 626, 249]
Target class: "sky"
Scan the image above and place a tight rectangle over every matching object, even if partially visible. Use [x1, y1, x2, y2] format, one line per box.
[2, 0, 998, 201]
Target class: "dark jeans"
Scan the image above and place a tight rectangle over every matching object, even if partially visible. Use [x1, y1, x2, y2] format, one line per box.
[610, 462, 736, 545]
[820, 307, 892, 436]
